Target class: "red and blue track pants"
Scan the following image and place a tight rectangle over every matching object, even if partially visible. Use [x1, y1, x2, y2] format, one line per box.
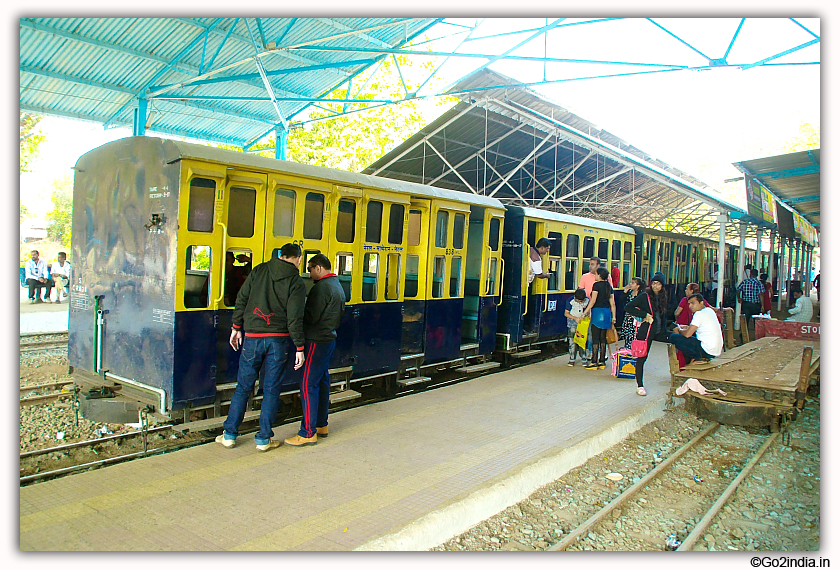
[298, 340, 336, 438]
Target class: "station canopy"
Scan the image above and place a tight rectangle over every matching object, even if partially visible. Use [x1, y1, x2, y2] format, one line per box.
[20, 17, 440, 146]
[365, 69, 748, 241]
[733, 150, 820, 230]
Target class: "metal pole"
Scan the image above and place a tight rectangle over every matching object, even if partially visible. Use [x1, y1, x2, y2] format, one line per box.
[756, 227, 764, 273]
[734, 222, 747, 330]
[133, 97, 148, 137]
[776, 236, 785, 312]
[794, 238, 801, 284]
[275, 125, 288, 161]
[787, 238, 794, 306]
[716, 214, 727, 308]
[805, 246, 812, 296]
[768, 230, 776, 308]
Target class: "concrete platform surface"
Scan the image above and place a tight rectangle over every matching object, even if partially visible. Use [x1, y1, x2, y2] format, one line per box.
[19, 287, 69, 334]
[20, 344, 672, 551]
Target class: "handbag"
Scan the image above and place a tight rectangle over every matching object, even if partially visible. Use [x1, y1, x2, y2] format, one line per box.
[630, 295, 653, 358]
[612, 348, 637, 379]
[606, 325, 618, 345]
[574, 316, 591, 349]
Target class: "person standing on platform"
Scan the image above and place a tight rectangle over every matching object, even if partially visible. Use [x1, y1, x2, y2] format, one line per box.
[621, 277, 645, 350]
[285, 254, 346, 447]
[25, 250, 52, 303]
[759, 273, 773, 314]
[813, 273, 820, 302]
[579, 256, 614, 296]
[670, 294, 724, 365]
[564, 288, 589, 367]
[218, 243, 306, 452]
[582, 267, 616, 371]
[785, 287, 813, 322]
[622, 277, 658, 397]
[736, 268, 765, 326]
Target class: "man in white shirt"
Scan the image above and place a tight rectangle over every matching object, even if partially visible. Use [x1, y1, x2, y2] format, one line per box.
[669, 294, 724, 364]
[785, 288, 813, 323]
[50, 252, 72, 303]
[25, 250, 52, 304]
[528, 238, 551, 285]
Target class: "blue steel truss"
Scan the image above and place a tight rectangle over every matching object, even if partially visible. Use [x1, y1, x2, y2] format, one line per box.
[20, 17, 820, 155]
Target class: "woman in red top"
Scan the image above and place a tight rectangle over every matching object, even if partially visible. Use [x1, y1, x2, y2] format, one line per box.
[673, 283, 711, 369]
[760, 273, 773, 313]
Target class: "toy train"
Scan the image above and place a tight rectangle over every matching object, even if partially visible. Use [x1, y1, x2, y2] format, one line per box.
[67, 137, 760, 424]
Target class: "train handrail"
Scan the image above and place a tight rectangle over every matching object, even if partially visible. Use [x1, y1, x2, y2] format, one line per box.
[213, 222, 228, 308]
[498, 257, 505, 307]
[522, 245, 529, 317]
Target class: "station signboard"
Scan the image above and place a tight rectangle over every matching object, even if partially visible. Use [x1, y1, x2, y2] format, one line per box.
[745, 177, 764, 221]
[760, 186, 776, 223]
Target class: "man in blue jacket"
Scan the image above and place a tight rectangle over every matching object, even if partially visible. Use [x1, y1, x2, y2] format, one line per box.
[285, 253, 346, 447]
[217, 243, 306, 452]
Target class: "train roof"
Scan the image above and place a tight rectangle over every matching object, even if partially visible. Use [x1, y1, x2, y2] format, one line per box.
[83, 137, 506, 211]
[514, 206, 636, 235]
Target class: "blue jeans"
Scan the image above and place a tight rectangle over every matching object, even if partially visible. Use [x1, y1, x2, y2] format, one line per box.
[669, 333, 712, 362]
[567, 333, 587, 363]
[299, 340, 336, 438]
[223, 336, 290, 445]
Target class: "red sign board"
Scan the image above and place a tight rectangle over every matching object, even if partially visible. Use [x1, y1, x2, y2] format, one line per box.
[755, 319, 820, 340]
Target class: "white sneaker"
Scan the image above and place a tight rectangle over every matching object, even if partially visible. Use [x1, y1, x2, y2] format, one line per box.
[636, 387, 647, 396]
[215, 434, 235, 448]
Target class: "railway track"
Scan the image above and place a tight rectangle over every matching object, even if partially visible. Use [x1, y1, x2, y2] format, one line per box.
[20, 332, 69, 353]
[546, 422, 779, 551]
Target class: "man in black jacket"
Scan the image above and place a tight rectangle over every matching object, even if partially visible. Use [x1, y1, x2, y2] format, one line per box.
[285, 253, 346, 446]
[217, 243, 306, 452]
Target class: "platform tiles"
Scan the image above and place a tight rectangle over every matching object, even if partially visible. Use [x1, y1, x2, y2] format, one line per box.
[20, 344, 673, 551]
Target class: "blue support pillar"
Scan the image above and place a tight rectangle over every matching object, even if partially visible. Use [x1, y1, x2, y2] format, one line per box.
[133, 97, 148, 137]
[275, 125, 288, 161]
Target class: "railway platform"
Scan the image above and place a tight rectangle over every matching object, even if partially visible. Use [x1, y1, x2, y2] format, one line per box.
[20, 343, 672, 551]
[19, 287, 69, 334]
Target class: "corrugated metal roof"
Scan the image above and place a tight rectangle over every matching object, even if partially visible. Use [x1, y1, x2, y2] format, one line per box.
[20, 18, 439, 146]
[734, 149, 820, 228]
[365, 69, 748, 241]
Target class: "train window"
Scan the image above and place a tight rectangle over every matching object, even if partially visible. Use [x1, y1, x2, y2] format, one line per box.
[388, 204, 405, 245]
[366, 201, 383, 243]
[187, 178, 216, 233]
[488, 217, 501, 251]
[407, 209, 423, 246]
[336, 253, 353, 302]
[664, 243, 671, 259]
[336, 199, 356, 243]
[598, 238, 609, 261]
[566, 234, 579, 258]
[450, 256, 462, 297]
[612, 240, 621, 262]
[362, 253, 378, 302]
[624, 241, 633, 261]
[385, 253, 401, 300]
[184, 245, 212, 308]
[302, 250, 321, 277]
[273, 189, 296, 237]
[435, 211, 449, 249]
[644, 240, 650, 260]
[583, 237, 595, 259]
[564, 259, 578, 291]
[303, 193, 324, 240]
[405, 255, 420, 298]
[548, 258, 561, 291]
[453, 213, 466, 250]
[223, 249, 252, 307]
[486, 257, 498, 296]
[623, 262, 631, 287]
[227, 186, 256, 238]
[548, 232, 563, 256]
[432, 256, 446, 299]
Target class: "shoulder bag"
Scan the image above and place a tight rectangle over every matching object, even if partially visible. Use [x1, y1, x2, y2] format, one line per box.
[631, 295, 653, 358]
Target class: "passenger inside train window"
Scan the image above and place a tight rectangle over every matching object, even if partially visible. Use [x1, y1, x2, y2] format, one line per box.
[366, 201, 383, 243]
[187, 178, 216, 233]
[184, 245, 212, 308]
[224, 249, 252, 306]
[336, 199, 356, 243]
[227, 187, 256, 238]
[303, 193, 324, 240]
[388, 204, 405, 245]
[435, 211, 449, 249]
[273, 189, 296, 237]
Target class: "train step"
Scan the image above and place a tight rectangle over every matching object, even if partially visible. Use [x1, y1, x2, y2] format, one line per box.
[173, 410, 261, 434]
[397, 376, 432, 388]
[510, 349, 541, 359]
[521, 332, 538, 340]
[459, 343, 480, 352]
[400, 353, 424, 361]
[455, 362, 501, 374]
[215, 382, 238, 391]
[329, 390, 362, 404]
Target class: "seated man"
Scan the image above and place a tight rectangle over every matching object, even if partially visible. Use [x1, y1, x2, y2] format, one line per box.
[785, 288, 813, 322]
[50, 252, 72, 303]
[669, 293, 724, 365]
[25, 249, 52, 303]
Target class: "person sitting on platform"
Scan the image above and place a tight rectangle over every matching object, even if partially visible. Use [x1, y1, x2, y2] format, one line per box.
[25, 250, 52, 303]
[785, 287, 813, 323]
[50, 252, 71, 303]
[669, 294, 723, 365]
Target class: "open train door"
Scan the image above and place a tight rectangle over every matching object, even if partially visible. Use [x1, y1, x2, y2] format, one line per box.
[401, 198, 431, 356]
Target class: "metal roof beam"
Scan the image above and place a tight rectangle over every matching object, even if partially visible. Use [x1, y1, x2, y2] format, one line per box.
[790, 18, 820, 39]
[487, 130, 555, 197]
[428, 121, 527, 185]
[758, 165, 820, 179]
[741, 37, 820, 70]
[646, 18, 712, 62]
[425, 140, 476, 192]
[21, 65, 136, 95]
[312, 18, 394, 48]
[782, 194, 820, 205]
[245, 18, 289, 129]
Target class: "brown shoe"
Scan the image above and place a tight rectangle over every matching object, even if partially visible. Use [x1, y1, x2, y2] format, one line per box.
[284, 434, 317, 447]
[316, 426, 329, 438]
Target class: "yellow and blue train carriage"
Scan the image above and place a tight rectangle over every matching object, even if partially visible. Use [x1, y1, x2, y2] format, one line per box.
[68, 136, 505, 416]
[497, 207, 636, 352]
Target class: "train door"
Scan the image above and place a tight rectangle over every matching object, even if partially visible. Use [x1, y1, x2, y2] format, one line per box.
[538, 225, 565, 338]
[462, 206, 505, 353]
[478, 211, 504, 353]
[401, 199, 431, 356]
[424, 200, 469, 363]
[524, 218, 547, 335]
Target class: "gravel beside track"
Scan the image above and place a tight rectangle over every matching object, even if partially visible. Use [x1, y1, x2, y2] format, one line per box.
[432, 401, 820, 552]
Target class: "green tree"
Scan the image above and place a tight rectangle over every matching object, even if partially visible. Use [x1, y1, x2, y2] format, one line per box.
[20, 112, 46, 173]
[46, 174, 73, 247]
[779, 120, 820, 153]
[20, 203, 28, 224]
